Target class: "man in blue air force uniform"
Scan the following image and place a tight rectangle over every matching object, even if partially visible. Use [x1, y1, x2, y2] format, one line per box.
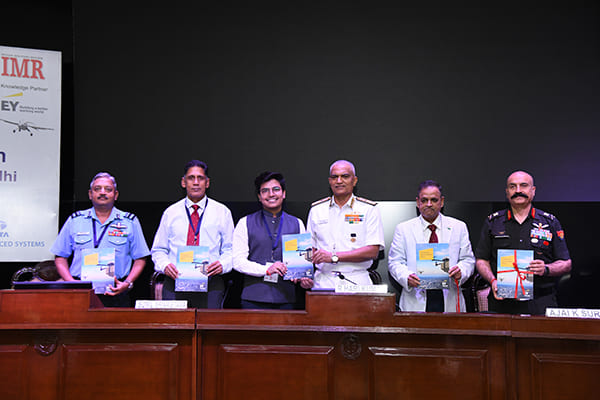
[51, 172, 150, 307]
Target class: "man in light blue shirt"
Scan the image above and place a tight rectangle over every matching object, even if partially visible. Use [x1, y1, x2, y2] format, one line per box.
[51, 172, 150, 307]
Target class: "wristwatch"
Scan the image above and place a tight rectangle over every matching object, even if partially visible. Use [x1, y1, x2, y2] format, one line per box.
[125, 279, 134, 289]
[331, 252, 339, 264]
[543, 266, 550, 277]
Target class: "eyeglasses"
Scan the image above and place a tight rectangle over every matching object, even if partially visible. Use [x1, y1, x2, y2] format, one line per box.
[91, 186, 114, 193]
[329, 174, 353, 180]
[260, 186, 282, 195]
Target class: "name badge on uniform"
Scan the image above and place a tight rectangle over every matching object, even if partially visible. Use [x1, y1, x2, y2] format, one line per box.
[345, 214, 364, 224]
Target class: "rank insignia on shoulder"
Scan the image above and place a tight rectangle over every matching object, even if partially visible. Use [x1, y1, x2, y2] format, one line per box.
[355, 196, 377, 206]
[542, 212, 555, 220]
[71, 211, 83, 218]
[123, 213, 136, 220]
[311, 197, 330, 207]
[488, 211, 500, 220]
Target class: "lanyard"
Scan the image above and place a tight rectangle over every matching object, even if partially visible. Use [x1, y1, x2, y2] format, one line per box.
[185, 201, 207, 244]
[92, 220, 110, 248]
[261, 212, 285, 254]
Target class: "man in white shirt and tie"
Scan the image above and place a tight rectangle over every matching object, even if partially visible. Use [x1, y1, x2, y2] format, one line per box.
[151, 160, 234, 308]
[388, 180, 474, 312]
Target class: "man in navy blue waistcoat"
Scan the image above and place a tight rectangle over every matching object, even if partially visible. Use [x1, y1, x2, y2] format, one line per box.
[232, 171, 313, 309]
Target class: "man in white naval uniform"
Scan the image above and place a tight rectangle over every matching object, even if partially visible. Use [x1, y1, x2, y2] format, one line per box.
[307, 160, 385, 289]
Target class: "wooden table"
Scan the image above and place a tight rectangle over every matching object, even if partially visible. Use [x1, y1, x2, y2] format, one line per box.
[1, 290, 598, 399]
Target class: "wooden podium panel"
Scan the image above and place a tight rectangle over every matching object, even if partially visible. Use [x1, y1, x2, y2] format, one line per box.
[369, 346, 490, 400]
[0, 344, 29, 398]
[61, 341, 180, 399]
[198, 293, 511, 400]
[216, 342, 334, 400]
[0, 290, 196, 400]
[514, 337, 600, 400]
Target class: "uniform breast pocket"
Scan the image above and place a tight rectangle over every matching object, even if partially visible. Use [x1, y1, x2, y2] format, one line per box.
[493, 234, 511, 249]
[531, 239, 551, 257]
[107, 236, 127, 257]
[345, 220, 367, 247]
[74, 235, 92, 248]
[107, 237, 127, 246]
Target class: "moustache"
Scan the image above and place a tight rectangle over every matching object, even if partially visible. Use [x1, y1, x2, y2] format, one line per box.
[511, 192, 528, 200]
[98, 195, 108, 199]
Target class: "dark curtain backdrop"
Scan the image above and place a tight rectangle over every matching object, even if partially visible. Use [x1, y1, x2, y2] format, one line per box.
[71, 2, 600, 203]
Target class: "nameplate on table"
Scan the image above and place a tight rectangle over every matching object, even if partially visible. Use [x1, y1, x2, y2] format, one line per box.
[335, 284, 388, 294]
[545, 308, 600, 319]
[135, 300, 188, 309]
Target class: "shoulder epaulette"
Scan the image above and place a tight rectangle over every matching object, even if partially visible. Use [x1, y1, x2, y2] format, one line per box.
[541, 211, 555, 221]
[70, 211, 83, 219]
[311, 197, 330, 207]
[123, 212, 136, 221]
[355, 196, 377, 206]
[487, 210, 505, 221]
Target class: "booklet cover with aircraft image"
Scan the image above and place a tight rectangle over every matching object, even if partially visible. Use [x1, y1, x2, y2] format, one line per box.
[282, 233, 314, 280]
[416, 243, 450, 289]
[175, 246, 209, 292]
[81, 247, 115, 294]
[496, 249, 534, 300]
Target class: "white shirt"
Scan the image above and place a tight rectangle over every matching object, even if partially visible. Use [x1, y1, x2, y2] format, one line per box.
[232, 214, 306, 277]
[151, 196, 234, 274]
[307, 195, 385, 289]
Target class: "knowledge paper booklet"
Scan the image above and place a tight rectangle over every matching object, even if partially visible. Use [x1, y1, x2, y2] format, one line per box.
[81, 248, 115, 294]
[416, 243, 450, 289]
[175, 246, 209, 292]
[282, 233, 314, 280]
[496, 249, 534, 300]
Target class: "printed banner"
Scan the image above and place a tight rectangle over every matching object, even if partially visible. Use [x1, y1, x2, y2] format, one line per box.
[0, 45, 61, 261]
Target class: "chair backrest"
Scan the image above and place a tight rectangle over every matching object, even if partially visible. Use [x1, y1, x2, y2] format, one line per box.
[367, 249, 386, 284]
[149, 271, 166, 300]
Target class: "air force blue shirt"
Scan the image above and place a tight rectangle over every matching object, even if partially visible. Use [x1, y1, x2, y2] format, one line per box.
[51, 207, 150, 278]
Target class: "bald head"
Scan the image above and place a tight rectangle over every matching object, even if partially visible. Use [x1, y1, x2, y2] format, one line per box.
[506, 170, 535, 209]
[329, 160, 356, 176]
[506, 170, 534, 187]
